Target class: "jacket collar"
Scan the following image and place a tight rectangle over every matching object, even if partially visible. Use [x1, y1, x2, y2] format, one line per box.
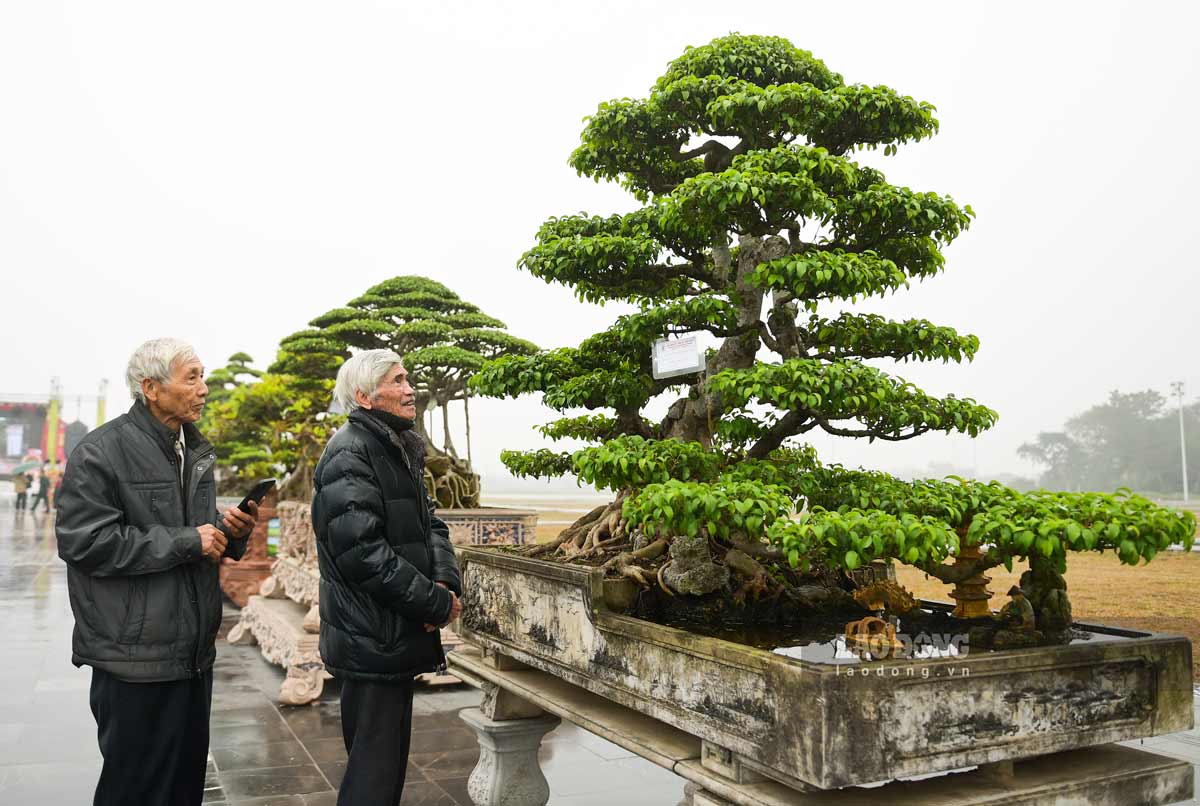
[349, 409, 423, 475]
[349, 408, 408, 452]
[127, 399, 213, 458]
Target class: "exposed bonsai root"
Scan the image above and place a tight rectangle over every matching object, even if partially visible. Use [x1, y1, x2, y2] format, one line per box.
[725, 548, 772, 606]
[657, 560, 676, 596]
[600, 536, 669, 588]
[576, 534, 629, 560]
[559, 494, 632, 557]
[730, 536, 785, 562]
[608, 554, 655, 587]
[524, 532, 570, 557]
[629, 536, 668, 561]
[521, 503, 607, 558]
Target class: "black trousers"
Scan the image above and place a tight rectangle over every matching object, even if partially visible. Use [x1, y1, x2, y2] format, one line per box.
[339, 678, 415, 806]
[89, 668, 213, 806]
[30, 491, 48, 511]
[14, 492, 26, 509]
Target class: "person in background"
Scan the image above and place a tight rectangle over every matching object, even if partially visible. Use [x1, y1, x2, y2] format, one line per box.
[30, 463, 50, 512]
[13, 471, 29, 511]
[312, 349, 462, 806]
[55, 337, 258, 806]
[51, 461, 65, 508]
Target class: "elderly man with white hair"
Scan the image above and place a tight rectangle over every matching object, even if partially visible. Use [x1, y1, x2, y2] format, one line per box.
[312, 349, 463, 806]
[55, 337, 258, 806]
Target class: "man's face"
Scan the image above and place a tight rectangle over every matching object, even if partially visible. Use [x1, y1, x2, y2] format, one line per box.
[368, 364, 416, 421]
[143, 357, 208, 427]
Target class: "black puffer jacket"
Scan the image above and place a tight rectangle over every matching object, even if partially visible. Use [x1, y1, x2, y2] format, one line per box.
[56, 401, 247, 682]
[312, 409, 461, 682]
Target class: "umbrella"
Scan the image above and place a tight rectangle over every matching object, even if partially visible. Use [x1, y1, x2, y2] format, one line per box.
[9, 461, 41, 474]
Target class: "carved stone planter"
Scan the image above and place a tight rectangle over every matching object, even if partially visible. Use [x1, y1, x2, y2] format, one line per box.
[456, 546, 1195, 793]
[218, 489, 277, 607]
[441, 507, 538, 546]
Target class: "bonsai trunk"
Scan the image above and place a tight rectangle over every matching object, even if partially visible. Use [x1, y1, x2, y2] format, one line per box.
[441, 402, 458, 458]
[661, 235, 785, 445]
[464, 393, 473, 465]
[412, 396, 432, 442]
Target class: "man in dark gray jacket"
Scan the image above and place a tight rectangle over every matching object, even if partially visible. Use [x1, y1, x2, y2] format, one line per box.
[312, 349, 462, 806]
[56, 337, 258, 806]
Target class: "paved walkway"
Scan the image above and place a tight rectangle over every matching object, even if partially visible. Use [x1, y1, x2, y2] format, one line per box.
[0, 491, 1195, 804]
[0, 500, 684, 805]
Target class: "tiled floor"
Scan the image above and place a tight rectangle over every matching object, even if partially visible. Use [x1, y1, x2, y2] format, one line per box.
[0, 497, 1196, 805]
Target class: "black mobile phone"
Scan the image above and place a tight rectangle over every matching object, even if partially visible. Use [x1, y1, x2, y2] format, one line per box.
[238, 478, 277, 514]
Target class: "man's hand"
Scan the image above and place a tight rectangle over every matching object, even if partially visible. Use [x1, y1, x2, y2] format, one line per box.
[198, 524, 228, 562]
[425, 583, 463, 632]
[221, 500, 258, 539]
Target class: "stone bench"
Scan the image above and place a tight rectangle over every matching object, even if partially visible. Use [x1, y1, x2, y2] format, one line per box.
[228, 594, 326, 705]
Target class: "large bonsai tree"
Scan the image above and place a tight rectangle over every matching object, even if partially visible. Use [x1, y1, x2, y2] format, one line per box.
[474, 34, 1195, 626]
[301, 276, 538, 507]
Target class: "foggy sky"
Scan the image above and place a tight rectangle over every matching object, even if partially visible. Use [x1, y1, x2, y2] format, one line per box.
[2, 1, 1197, 488]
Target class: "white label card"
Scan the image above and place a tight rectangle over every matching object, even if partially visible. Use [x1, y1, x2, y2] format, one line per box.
[652, 334, 704, 380]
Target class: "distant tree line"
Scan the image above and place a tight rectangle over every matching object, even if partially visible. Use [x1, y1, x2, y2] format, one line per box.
[1019, 390, 1198, 496]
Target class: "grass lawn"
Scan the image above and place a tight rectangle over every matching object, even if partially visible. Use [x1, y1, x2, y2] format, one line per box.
[527, 506, 1200, 680]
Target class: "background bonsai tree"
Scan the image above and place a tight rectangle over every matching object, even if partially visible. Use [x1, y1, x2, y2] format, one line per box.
[303, 276, 538, 508]
[205, 352, 261, 407]
[201, 353, 274, 494]
[473, 34, 1195, 627]
[202, 335, 346, 500]
[205, 276, 536, 506]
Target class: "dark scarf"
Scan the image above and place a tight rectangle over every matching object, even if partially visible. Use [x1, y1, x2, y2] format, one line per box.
[357, 408, 423, 481]
[363, 408, 415, 439]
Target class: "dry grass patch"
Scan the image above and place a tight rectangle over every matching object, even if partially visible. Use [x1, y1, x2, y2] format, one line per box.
[898, 552, 1200, 680]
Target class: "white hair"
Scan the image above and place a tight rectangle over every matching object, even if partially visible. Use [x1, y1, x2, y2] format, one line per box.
[334, 349, 404, 413]
[126, 338, 199, 403]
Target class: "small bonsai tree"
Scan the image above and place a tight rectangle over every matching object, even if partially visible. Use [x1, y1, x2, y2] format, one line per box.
[260, 330, 348, 500]
[201, 353, 272, 494]
[474, 34, 1195, 627]
[304, 276, 538, 507]
[202, 335, 347, 501]
[205, 352, 262, 407]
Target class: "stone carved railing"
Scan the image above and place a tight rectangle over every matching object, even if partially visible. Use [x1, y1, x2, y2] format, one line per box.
[228, 500, 537, 705]
[440, 508, 537, 547]
[228, 500, 325, 705]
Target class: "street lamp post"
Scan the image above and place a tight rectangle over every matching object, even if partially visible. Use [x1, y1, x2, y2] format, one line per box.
[1171, 381, 1189, 504]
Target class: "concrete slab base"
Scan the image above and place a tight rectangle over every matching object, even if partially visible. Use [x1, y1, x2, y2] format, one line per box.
[678, 743, 1193, 805]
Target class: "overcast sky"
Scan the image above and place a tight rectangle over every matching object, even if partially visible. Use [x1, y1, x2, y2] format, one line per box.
[2, 1, 1197, 488]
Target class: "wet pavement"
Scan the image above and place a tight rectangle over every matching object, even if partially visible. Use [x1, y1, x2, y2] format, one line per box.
[0, 490, 1196, 805]
[0, 495, 684, 805]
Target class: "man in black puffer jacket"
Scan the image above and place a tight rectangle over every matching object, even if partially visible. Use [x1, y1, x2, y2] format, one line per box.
[312, 349, 462, 806]
[56, 338, 258, 806]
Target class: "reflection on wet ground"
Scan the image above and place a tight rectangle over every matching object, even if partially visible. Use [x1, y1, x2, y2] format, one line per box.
[0, 498, 682, 805]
